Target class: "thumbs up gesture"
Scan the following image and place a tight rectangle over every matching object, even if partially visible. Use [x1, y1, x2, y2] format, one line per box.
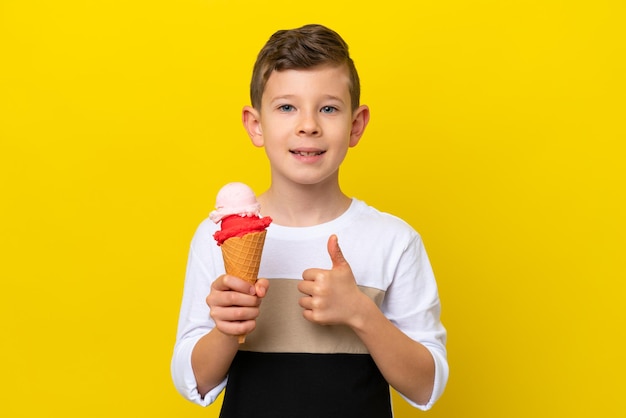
[298, 234, 366, 326]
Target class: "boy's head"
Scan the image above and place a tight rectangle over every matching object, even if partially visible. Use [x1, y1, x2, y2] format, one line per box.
[250, 24, 360, 112]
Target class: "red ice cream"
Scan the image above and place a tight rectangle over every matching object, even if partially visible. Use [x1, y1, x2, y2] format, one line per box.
[213, 214, 272, 245]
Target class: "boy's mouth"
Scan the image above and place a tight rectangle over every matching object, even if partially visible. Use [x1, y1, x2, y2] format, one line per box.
[290, 150, 326, 157]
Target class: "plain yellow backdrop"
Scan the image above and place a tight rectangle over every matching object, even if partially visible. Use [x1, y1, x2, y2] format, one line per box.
[1, 0, 624, 416]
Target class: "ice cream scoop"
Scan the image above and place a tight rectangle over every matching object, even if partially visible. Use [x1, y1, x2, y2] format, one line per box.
[209, 182, 263, 222]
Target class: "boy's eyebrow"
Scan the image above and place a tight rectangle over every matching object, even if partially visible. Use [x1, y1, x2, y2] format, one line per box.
[268, 94, 296, 102]
[321, 94, 346, 103]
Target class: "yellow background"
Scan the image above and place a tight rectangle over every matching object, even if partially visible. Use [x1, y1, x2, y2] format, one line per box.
[1, 1, 624, 416]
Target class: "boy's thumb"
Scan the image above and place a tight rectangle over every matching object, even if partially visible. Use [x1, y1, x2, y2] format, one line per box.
[327, 234, 348, 269]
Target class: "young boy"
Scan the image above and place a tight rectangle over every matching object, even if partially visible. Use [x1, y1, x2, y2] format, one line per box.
[171, 24, 448, 417]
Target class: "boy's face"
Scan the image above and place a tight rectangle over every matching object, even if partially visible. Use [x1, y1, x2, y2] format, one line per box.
[245, 64, 368, 188]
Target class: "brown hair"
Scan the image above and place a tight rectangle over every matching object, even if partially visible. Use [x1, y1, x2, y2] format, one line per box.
[250, 24, 361, 111]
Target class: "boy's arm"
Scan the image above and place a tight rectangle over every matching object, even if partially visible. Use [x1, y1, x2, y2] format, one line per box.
[298, 235, 437, 406]
[349, 296, 436, 404]
[191, 327, 239, 396]
[191, 276, 269, 396]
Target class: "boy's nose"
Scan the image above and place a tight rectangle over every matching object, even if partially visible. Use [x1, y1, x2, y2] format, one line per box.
[297, 113, 321, 136]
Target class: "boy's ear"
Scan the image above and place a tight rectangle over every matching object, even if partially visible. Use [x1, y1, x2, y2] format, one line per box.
[242, 106, 264, 147]
[349, 105, 370, 147]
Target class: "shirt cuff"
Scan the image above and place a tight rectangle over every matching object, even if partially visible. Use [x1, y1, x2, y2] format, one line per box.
[171, 335, 228, 406]
[397, 344, 449, 411]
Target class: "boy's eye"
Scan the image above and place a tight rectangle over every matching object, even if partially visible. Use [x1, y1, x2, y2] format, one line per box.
[278, 104, 294, 112]
[321, 106, 337, 114]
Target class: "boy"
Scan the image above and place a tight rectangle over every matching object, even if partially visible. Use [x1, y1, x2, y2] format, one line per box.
[171, 24, 448, 417]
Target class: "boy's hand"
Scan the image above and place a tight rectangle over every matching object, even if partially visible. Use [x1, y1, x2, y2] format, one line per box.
[206, 275, 269, 338]
[298, 235, 366, 327]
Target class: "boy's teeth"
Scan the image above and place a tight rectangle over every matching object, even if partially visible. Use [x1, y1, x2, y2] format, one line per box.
[294, 151, 323, 156]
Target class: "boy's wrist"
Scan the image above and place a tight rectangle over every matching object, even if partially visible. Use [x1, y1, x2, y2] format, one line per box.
[213, 327, 244, 347]
[348, 293, 379, 333]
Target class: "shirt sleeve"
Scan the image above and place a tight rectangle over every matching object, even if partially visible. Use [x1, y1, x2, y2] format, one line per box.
[381, 232, 449, 410]
[170, 220, 227, 406]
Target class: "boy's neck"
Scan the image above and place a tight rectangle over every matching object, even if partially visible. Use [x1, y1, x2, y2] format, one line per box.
[258, 182, 352, 227]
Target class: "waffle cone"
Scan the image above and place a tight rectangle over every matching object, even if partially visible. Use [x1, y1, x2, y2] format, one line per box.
[220, 230, 267, 285]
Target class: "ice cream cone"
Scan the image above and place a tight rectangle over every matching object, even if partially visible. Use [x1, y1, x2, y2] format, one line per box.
[220, 230, 267, 343]
[220, 230, 267, 285]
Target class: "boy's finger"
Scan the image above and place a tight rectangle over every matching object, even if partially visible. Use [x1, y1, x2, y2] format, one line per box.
[302, 267, 325, 282]
[255, 278, 270, 298]
[327, 234, 348, 269]
[219, 274, 256, 295]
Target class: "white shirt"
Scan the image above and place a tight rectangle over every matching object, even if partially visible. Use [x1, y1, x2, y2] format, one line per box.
[171, 199, 448, 411]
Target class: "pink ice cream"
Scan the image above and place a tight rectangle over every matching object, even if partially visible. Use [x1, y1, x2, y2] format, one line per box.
[209, 182, 272, 245]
